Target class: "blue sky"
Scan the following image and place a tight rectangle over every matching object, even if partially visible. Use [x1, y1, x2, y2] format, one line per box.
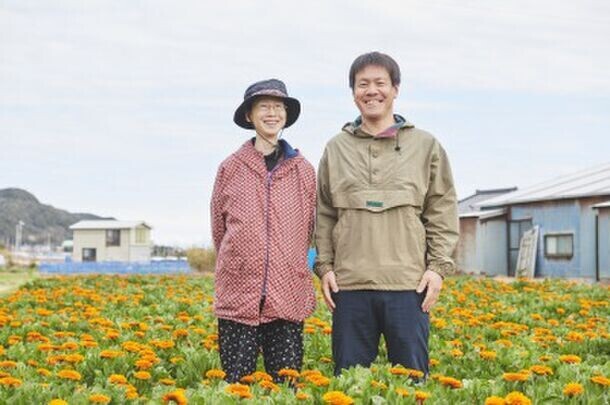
[2, 1, 609, 245]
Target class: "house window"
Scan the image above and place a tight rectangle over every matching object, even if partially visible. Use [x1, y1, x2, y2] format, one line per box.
[544, 233, 573, 258]
[135, 228, 148, 244]
[82, 248, 96, 262]
[106, 229, 120, 247]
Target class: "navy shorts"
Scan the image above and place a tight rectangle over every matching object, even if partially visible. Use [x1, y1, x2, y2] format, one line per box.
[331, 290, 429, 376]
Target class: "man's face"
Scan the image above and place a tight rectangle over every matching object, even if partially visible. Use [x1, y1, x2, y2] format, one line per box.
[247, 96, 287, 139]
[353, 65, 398, 122]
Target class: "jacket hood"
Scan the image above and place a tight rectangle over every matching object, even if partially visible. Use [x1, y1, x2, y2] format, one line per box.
[342, 114, 414, 138]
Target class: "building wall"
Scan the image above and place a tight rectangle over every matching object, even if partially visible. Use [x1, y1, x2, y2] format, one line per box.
[510, 196, 609, 278]
[457, 217, 478, 272]
[511, 200, 581, 277]
[72, 229, 130, 262]
[480, 218, 507, 275]
[597, 208, 610, 280]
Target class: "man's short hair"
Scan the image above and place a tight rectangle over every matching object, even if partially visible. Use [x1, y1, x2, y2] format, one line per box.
[349, 51, 401, 90]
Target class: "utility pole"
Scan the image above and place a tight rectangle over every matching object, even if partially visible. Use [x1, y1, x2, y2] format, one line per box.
[15, 220, 24, 252]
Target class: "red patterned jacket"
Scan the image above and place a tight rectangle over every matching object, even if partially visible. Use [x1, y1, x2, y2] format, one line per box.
[211, 139, 316, 326]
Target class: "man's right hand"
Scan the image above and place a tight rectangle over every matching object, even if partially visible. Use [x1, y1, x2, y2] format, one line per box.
[321, 271, 339, 311]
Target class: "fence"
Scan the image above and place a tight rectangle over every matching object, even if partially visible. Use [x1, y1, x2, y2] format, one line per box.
[39, 260, 192, 275]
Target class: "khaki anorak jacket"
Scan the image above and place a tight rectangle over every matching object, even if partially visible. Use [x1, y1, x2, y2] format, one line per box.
[314, 116, 458, 290]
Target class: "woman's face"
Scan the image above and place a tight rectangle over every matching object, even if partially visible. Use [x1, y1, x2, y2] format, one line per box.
[247, 96, 287, 139]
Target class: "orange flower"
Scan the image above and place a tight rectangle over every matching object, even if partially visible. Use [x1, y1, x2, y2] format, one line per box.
[160, 378, 176, 385]
[100, 350, 123, 359]
[162, 388, 188, 405]
[559, 354, 581, 364]
[395, 388, 410, 397]
[439, 376, 462, 389]
[278, 368, 300, 379]
[480, 350, 497, 360]
[504, 391, 532, 405]
[205, 369, 226, 379]
[503, 372, 529, 382]
[295, 391, 310, 400]
[484, 396, 506, 405]
[108, 374, 128, 385]
[134, 371, 151, 380]
[0, 361, 18, 368]
[225, 383, 252, 399]
[0, 377, 22, 387]
[259, 380, 280, 392]
[322, 391, 354, 405]
[591, 375, 610, 386]
[89, 394, 111, 404]
[57, 369, 82, 381]
[563, 382, 584, 397]
[529, 365, 553, 376]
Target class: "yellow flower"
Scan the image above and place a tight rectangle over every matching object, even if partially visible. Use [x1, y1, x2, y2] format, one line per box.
[504, 391, 532, 405]
[415, 390, 431, 401]
[480, 350, 497, 360]
[205, 369, 226, 379]
[485, 396, 506, 405]
[563, 382, 584, 397]
[48, 400, 68, 405]
[160, 378, 176, 385]
[162, 388, 188, 404]
[89, 394, 111, 404]
[57, 369, 82, 381]
[559, 354, 581, 364]
[322, 391, 354, 405]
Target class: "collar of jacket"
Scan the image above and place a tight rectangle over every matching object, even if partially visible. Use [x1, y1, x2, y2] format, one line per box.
[342, 114, 414, 138]
[235, 138, 301, 178]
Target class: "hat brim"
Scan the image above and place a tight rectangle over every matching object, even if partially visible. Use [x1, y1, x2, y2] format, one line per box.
[233, 96, 301, 130]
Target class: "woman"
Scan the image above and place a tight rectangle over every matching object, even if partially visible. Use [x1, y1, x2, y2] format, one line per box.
[210, 79, 316, 383]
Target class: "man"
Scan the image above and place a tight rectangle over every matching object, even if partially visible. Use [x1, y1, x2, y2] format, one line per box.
[314, 51, 458, 376]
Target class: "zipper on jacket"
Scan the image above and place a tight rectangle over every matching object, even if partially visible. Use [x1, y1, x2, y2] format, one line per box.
[260, 170, 274, 316]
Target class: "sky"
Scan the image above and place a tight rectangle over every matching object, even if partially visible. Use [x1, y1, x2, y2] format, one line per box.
[2, 0, 609, 246]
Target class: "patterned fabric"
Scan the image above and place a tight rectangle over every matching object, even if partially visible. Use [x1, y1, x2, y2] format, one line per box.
[218, 318, 304, 383]
[211, 139, 316, 326]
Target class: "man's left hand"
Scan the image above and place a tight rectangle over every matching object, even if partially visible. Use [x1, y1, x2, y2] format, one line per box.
[416, 270, 443, 313]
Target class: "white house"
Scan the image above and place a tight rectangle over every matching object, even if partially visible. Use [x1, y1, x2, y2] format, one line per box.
[69, 220, 152, 262]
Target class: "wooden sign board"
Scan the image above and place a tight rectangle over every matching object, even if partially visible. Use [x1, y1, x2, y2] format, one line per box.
[516, 225, 539, 278]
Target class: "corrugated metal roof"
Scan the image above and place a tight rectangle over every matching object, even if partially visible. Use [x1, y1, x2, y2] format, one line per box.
[70, 220, 152, 230]
[593, 200, 610, 209]
[458, 188, 517, 215]
[479, 162, 610, 208]
[459, 208, 506, 219]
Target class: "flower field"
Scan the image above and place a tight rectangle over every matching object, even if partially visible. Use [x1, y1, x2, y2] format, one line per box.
[0, 275, 608, 404]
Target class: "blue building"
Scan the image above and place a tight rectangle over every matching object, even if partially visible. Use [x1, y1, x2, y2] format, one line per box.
[459, 163, 610, 281]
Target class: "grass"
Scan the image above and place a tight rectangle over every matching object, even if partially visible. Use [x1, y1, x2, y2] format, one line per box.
[0, 267, 39, 297]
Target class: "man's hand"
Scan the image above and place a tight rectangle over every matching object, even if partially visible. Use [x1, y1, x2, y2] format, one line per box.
[321, 271, 339, 311]
[416, 270, 443, 313]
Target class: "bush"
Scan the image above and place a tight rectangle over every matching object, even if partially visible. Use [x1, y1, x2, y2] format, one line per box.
[186, 247, 216, 273]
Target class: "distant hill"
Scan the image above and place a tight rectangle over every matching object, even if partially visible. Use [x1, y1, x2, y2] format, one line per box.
[0, 188, 112, 247]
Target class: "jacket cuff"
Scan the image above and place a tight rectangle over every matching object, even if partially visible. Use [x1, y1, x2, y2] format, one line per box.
[314, 263, 334, 279]
[427, 261, 455, 279]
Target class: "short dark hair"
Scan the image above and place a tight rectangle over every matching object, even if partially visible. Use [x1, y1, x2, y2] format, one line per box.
[349, 51, 401, 90]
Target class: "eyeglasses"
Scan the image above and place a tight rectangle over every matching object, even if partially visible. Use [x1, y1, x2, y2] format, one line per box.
[255, 103, 287, 113]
